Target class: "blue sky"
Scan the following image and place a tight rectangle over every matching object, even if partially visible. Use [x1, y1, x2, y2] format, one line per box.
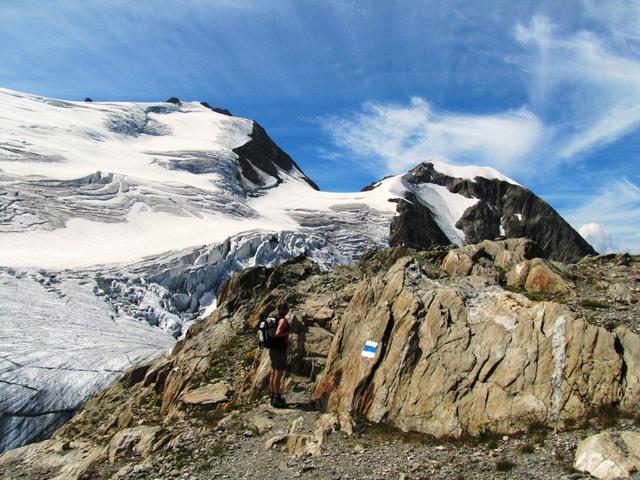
[1, 0, 639, 253]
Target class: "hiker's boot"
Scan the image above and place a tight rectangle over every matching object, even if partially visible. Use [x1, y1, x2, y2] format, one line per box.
[273, 394, 287, 408]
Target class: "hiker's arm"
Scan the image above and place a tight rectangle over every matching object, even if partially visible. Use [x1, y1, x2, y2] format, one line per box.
[275, 319, 289, 337]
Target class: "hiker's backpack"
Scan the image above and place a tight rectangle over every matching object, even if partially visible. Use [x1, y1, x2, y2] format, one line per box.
[257, 317, 278, 348]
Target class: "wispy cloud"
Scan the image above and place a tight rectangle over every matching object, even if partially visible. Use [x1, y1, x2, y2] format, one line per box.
[515, 14, 640, 160]
[323, 9, 640, 176]
[322, 97, 543, 174]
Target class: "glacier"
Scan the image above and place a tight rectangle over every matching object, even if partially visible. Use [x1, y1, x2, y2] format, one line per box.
[0, 87, 410, 451]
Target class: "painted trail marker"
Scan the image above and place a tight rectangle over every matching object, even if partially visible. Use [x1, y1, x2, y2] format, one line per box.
[361, 340, 378, 358]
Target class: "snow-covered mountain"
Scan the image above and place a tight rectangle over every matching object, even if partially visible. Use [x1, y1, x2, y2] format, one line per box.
[0, 87, 595, 452]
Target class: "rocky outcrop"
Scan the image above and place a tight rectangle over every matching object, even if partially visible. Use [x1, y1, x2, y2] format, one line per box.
[441, 239, 574, 295]
[199, 101, 232, 116]
[574, 431, 640, 479]
[178, 382, 230, 405]
[389, 193, 450, 250]
[395, 162, 597, 263]
[232, 121, 319, 192]
[312, 243, 638, 438]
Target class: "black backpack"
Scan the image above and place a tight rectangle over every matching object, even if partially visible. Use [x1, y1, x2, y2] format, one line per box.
[257, 317, 278, 348]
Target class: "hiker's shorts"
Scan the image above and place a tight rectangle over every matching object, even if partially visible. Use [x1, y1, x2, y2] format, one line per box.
[269, 345, 287, 371]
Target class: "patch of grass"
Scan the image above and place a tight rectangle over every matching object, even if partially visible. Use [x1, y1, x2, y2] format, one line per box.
[502, 284, 524, 294]
[186, 402, 229, 428]
[523, 292, 567, 304]
[581, 299, 611, 309]
[496, 459, 516, 472]
[210, 440, 228, 457]
[144, 391, 163, 411]
[354, 415, 435, 444]
[242, 349, 257, 368]
[475, 419, 502, 449]
[590, 403, 622, 429]
[526, 419, 549, 437]
[519, 443, 535, 454]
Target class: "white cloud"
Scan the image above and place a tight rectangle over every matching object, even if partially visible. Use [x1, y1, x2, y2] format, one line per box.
[322, 97, 543, 174]
[566, 179, 640, 254]
[515, 14, 640, 159]
[578, 223, 616, 254]
[582, 0, 640, 42]
[323, 8, 640, 177]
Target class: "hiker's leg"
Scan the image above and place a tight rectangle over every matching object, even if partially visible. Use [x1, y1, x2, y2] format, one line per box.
[268, 369, 275, 393]
[273, 369, 284, 395]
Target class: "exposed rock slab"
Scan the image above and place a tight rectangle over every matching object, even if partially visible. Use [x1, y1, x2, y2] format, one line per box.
[178, 382, 230, 405]
[313, 254, 636, 438]
[574, 431, 640, 479]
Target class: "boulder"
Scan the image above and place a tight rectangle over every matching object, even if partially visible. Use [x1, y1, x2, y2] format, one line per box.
[263, 417, 323, 457]
[303, 326, 334, 357]
[441, 250, 474, 277]
[338, 411, 354, 436]
[0, 439, 107, 480]
[179, 382, 230, 405]
[314, 413, 339, 443]
[246, 414, 275, 435]
[574, 431, 640, 479]
[264, 433, 288, 450]
[507, 258, 572, 295]
[442, 239, 573, 296]
[617, 327, 640, 410]
[108, 425, 161, 463]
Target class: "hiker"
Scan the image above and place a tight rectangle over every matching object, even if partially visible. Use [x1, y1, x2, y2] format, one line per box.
[268, 302, 290, 407]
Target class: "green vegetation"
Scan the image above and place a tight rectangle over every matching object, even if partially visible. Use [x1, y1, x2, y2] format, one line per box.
[526, 419, 548, 438]
[242, 349, 257, 367]
[496, 459, 516, 472]
[589, 403, 622, 429]
[355, 415, 435, 445]
[210, 440, 228, 457]
[519, 443, 535, 454]
[502, 285, 567, 303]
[524, 291, 566, 303]
[580, 299, 611, 309]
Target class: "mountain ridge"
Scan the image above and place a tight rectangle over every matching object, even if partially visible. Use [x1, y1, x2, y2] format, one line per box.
[0, 87, 598, 453]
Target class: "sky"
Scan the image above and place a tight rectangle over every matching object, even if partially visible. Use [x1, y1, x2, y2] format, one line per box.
[1, 0, 639, 253]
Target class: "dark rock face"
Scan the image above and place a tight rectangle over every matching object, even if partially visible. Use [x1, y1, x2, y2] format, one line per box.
[389, 193, 450, 249]
[232, 122, 319, 192]
[360, 176, 393, 192]
[165, 97, 181, 105]
[84, 97, 93, 102]
[200, 101, 232, 116]
[394, 162, 596, 263]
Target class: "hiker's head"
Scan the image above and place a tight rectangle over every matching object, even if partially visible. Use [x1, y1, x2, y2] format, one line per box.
[276, 302, 289, 318]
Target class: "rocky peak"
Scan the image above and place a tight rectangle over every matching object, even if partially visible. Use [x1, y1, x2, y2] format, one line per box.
[232, 121, 319, 192]
[387, 161, 597, 263]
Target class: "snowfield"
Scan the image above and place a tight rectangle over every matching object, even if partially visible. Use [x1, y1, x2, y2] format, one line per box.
[0, 87, 506, 452]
